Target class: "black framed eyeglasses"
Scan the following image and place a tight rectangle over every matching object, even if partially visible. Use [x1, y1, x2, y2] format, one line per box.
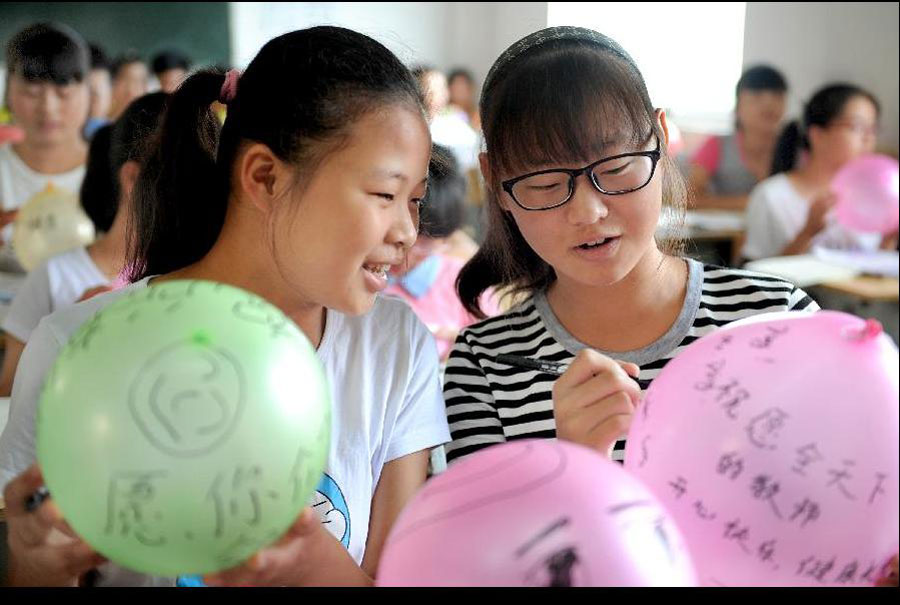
[501, 137, 662, 211]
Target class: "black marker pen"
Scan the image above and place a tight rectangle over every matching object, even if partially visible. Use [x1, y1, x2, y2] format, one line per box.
[493, 354, 648, 388]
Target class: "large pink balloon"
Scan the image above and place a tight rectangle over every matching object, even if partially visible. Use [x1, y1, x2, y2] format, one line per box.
[832, 154, 900, 234]
[378, 440, 698, 586]
[625, 311, 899, 587]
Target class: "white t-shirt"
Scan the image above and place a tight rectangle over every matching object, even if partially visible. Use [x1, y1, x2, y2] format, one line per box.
[430, 110, 479, 173]
[0, 144, 86, 271]
[2, 246, 109, 342]
[0, 278, 450, 586]
[741, 173, 882, 261]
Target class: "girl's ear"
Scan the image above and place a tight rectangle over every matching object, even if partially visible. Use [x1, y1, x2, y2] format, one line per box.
[236, 143, 290, 213]
[118, 160, 141, 202]
[656, 108, 670, 149]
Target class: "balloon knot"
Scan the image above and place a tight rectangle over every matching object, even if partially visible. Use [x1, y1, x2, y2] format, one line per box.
[844, 319, 883, 341]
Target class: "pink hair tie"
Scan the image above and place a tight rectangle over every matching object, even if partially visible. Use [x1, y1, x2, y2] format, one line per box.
[219, 69, 241, 104]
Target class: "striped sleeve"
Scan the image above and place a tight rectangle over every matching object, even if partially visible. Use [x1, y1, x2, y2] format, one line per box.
[443, 330, 506, 463]
[788, 285, 820, 312]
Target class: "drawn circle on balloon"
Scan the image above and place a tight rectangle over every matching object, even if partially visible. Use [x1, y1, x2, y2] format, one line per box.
[128, 341, 246, 458]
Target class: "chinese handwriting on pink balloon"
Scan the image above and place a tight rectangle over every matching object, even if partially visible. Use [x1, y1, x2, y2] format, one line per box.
[749, 326, 790, 349]
[693, 360, 751, 419]
[745, 408, 789, 450]
[796, 556, 884, 584]
[790, 443, 824, 476]
[825, 460, 858, 500]
[749, 475, 783, 518]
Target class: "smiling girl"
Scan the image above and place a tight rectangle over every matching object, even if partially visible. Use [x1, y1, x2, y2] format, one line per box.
[0, 26, 449, 587]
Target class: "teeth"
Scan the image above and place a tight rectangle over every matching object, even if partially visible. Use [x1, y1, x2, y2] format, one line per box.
[364, 264, 390, 276]
[581, 238, 608, 247]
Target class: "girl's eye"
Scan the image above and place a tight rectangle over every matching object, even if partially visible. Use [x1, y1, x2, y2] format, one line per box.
[600, 161, 631, 176]
[375, 193, 395, 201]
[527, 183, 562, 191]
[410, 197, 424, 207]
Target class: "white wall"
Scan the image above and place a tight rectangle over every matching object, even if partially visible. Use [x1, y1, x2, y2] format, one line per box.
[229, 2, 455, 70]
[229, 2, 549, 101]
[743, 2, 900, 153]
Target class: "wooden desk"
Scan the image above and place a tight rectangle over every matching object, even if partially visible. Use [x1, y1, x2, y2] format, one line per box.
[820, 276, 899, 302]
[660, 211, 746, 266]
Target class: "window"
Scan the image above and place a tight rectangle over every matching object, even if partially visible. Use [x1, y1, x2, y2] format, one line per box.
[547, 2, 747, 134]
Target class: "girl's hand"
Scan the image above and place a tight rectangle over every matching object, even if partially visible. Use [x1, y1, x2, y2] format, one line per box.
[874, 553, 898, 587]
[802, 192, 836, 238]
[203, 507, 370, 587]
[552, 349, 641, 455]
[4, 465, 107, 586]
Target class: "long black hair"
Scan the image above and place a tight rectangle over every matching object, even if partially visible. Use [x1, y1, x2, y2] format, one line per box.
[456, 27, 687, 317]
[128, 27, 424, 280]
[770, 83, 880, 175]
[80, 93, 168, 232]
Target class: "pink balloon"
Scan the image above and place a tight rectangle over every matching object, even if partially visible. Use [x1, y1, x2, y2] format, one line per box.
[378, 440, 698, 587]
[625, 311, 899, 587]
[832, 154, 900, 234]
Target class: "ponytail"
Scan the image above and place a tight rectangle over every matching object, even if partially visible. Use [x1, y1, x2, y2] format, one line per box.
[128, 70, 226, 280]
[770, 120, 804, 175]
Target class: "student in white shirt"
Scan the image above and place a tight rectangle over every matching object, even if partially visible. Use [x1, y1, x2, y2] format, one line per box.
[742, 83, 897, 261]
[0, 23, 90, 271]
[0, 27, 450, 587]
[0, 93, 168, 396]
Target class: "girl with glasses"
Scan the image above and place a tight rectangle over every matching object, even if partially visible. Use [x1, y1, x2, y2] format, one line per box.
[742, 84, 897, 261]
[443, 27, 820, 465]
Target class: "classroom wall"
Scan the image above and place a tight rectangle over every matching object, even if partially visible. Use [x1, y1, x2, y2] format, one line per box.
[229, 1, 549, 99]
[743, 2, 900, 154]
[229, 2, 455, 71]
[445, 1, 549, 96]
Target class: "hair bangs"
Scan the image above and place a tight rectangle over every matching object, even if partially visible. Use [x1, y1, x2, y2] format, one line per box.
[486, 44, 656, 181]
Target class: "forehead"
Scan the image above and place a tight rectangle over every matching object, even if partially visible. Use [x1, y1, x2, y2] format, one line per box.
[840, 96, 878, 121]
[333, 105, 431, 173]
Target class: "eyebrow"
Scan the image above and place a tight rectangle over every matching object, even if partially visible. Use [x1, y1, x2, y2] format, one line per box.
[369, 170, 429, 186]
[515, 516, 571, 558]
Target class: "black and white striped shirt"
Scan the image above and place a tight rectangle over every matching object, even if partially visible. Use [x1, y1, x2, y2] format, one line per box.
[443, 259, 819, 463]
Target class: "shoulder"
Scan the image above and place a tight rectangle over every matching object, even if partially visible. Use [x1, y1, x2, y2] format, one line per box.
[44, 247, 93, 283]
[340, 295, 432, 349]
[699, 264, 818, 312]
[458, 298, 541, 341]
[750, 174, 791, 201]
[39, 281, 141, 344]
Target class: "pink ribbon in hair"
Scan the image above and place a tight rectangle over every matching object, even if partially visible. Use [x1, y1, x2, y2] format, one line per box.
[219, 69, 241, 104]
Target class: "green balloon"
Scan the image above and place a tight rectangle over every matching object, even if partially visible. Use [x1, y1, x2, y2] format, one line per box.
[36, 280, 331, 577]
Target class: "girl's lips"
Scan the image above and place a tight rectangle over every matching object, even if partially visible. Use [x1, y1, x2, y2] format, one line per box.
[362, 264, 390, 292]
[571, 235, 621, 260]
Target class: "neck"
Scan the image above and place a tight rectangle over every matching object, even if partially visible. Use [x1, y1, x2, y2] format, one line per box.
[12, 138, 87, 174]
[793, 153, 839, 189]
[546, 246, 688, 352]
[87, 200, 130, 278]
[158, 206, 327, 348]
[740, 127, 777, 154]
